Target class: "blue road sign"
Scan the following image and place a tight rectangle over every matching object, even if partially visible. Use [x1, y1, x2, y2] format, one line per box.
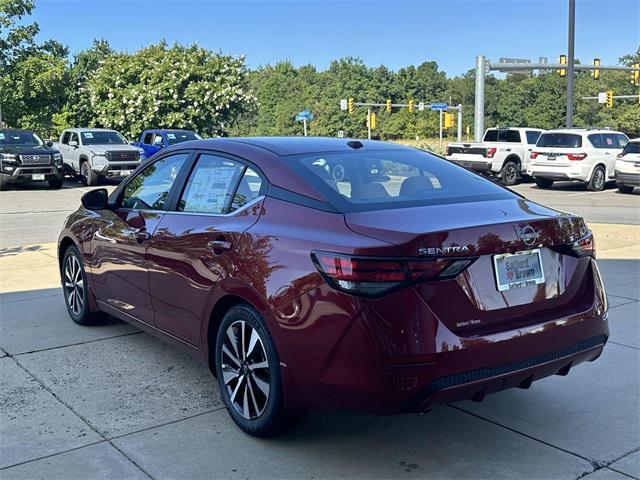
[430, 103, 448, 111]
[295, 110, 314, 121]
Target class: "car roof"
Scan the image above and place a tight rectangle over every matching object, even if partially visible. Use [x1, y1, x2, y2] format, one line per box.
[0, 128, 34, 133]
[145, 129, 194, 133]
[542, 128, 625, 135]
[180, 136, 406, 156]
[66, 128, 120, 133]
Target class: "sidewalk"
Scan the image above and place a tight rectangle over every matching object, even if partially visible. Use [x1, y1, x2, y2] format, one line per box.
[2, 223, 638, 294]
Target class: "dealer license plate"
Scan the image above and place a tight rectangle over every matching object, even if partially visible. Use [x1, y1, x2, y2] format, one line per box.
[493, 249, 545, 292]
[32, 174, 45, 181]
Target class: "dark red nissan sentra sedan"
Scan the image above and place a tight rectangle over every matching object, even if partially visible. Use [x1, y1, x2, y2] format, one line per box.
[58, 137, 609, 436]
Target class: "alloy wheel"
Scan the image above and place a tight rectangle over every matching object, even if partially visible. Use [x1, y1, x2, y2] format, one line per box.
[64, 254, 84, 316]
[220, 320, 271, 420]
[504, 164, 517, 184]
[594, 169, 604, 190]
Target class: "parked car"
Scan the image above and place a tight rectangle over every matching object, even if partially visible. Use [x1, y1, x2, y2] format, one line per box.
[527, 128, 629, 191]
[614, 138, 640, 194]
[446, 127, 544, 185]
[58, 137, 608, 436]
[56, 128, 145, 186]
[133, 129, 201, 159]
[0, 128, 64, 190]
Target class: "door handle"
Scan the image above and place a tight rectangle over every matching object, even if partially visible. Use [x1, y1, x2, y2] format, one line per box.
[208, 239, 232, 253]
[135, 228, 151, 243]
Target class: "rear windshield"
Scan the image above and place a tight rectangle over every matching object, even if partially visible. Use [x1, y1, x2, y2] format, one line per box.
[81, 131, 127, 145]
[483, 129, 521, 142]
[622, 142, 640, 155]
[0, 131, 42, 146]
[537, 133, 582, 148]
[166, 131, 201, 145]
[289, 149, 516, 213]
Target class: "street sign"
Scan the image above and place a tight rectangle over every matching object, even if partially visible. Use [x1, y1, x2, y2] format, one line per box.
[337, 130, 344, 138]
[418, 101, 425, 111]
[340, 99, 348, 111]
[597, 92, 607, 104]
[295, 110, 314, 121]
[430, 102, 448, 111]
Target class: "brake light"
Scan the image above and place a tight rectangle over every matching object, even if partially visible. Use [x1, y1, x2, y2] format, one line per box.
[311, 252, 476, 297]
[551, 231, 596, 259]
[530, 151, 539, 159]
[485, 147, 497, 158]
[567, 153, 588, 161]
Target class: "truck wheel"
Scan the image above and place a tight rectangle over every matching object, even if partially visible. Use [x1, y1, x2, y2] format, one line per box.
[587, 166, 606, 192]
[617, 184, 634, 194]
[48, 177, 63, 189]
[500, 160, 520, 186]
[81, 162, 98, 186]
[534, 177, 554, 189]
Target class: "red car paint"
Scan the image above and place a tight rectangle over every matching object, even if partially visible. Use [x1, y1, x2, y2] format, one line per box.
[58, 137, 608, 414]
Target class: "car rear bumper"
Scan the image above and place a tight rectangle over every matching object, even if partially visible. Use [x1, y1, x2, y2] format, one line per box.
[615, 171, 640, 186]
[448, 158, 494, 172]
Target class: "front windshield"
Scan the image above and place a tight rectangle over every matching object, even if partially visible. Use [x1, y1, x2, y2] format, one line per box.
[0, 131, 43, 146]
[81, 131, 127, 145]
[165, 131, 201, 145]
[290, 148, 515, 213]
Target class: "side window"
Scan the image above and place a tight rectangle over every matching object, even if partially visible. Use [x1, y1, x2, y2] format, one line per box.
[506, 130, 521, 142]
[143, 133, 153, 144]
[177, 154, 245, 214]
[61, 132, 70, 145]
[601, 133, 625, 148]
[70, 133, 79, 145]
[152, 134, 164, 146]
[229, 167, 263, 212]
[526, 131, 541, 145]
[121, 153, 189, 210]
[588, 134, 603, 148]
[615, 134, 629, 148]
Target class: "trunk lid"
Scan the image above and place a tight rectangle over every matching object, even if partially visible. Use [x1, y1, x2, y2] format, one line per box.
[345, 199, 592, 335]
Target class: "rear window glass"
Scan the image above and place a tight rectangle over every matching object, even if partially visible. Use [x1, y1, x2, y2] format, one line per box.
[622, 142, 640, 155]
[289, 149, 515, 213]
[483, 129, 521, 142]
[537, 133, 582, 148]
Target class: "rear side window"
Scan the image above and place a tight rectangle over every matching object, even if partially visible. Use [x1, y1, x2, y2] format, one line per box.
[603, 133, 628, 149]
[143, 133, 153, 144]
[289, 149, 515, 213]
[177, 154, 245, 214]
[229, 167, 263, 212]
[588, 134, 603, 148]
[537, 133, 582, 148]
[483, 129, 521, 142]
[526, 131, 541, 145]
[622, 142, 640, 155]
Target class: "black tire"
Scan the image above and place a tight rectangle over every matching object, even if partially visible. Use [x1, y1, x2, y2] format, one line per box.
[61, 245, 105, 325]
[215, 304, 306, 437]
[534, 177, 554, 189]
[500, 160, 520, 186]
[0, 175, 10, 191]
[48, 177, 63, 189]
[80, 161, 98, 186]
[587, 166, 606, 192]
[617, 184, 635, 194]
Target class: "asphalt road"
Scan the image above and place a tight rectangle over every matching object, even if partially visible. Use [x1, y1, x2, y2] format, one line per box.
[0, 178, 637, 248]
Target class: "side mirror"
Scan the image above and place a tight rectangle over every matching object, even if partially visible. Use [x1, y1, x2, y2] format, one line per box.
[69, 140, 78, 148]
[46, 141, 54, 147]
[81, 188, 109, 210]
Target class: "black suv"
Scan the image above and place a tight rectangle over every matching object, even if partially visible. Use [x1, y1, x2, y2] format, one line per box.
[0, 129, 65, 190]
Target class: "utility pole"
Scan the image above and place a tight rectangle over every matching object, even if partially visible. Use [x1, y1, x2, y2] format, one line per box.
[474, 55, 486, 142]
[302, 118, 307, 136]
[439, 110, 443, 148]
[566, 0, 576, 127]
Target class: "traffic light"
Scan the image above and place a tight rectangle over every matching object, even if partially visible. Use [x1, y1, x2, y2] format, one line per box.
[386, 99, 392, 112]
[347, 97, 354, 114]
[632, 63, 640, 86]
[408, 100, 415, 112]
[368, 111, 377, 129]
[558, 55, 567, 77]
[606, 90, 613, 108]
[444, 112, 456, 128]
[592, 58, 600, 80]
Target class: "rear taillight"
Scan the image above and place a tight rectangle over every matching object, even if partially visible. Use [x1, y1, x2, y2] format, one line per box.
[311, 252, 476, 297]
[551, 231, 596, 259]
[567, 153, 588, 161]
[485, 147, 497, 158]
[530, 151, 539, 159]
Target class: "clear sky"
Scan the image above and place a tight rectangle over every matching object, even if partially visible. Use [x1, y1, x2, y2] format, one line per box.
[33, 0, 639, 76]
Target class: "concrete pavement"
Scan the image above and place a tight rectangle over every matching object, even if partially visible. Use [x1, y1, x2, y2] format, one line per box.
[0, 224, 638, 478]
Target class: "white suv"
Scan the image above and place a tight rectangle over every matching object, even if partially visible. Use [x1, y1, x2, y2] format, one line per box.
[527, 128, 629, 191]
[615, 138, 640, 194]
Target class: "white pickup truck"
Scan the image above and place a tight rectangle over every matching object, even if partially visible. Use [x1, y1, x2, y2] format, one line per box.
[446, 127, 544, 185]
[56, 128, 145, 186]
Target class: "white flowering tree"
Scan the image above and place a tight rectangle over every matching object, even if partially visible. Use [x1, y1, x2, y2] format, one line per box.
[79, 42, 256, 139]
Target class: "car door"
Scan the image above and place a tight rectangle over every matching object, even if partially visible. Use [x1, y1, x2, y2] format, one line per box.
[147, 152, 266, 345]
[89, 151, 192, 325]
[600, 133, 627, 177]
[139, 132, 155, 158]
[65, 132, 81, 171]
